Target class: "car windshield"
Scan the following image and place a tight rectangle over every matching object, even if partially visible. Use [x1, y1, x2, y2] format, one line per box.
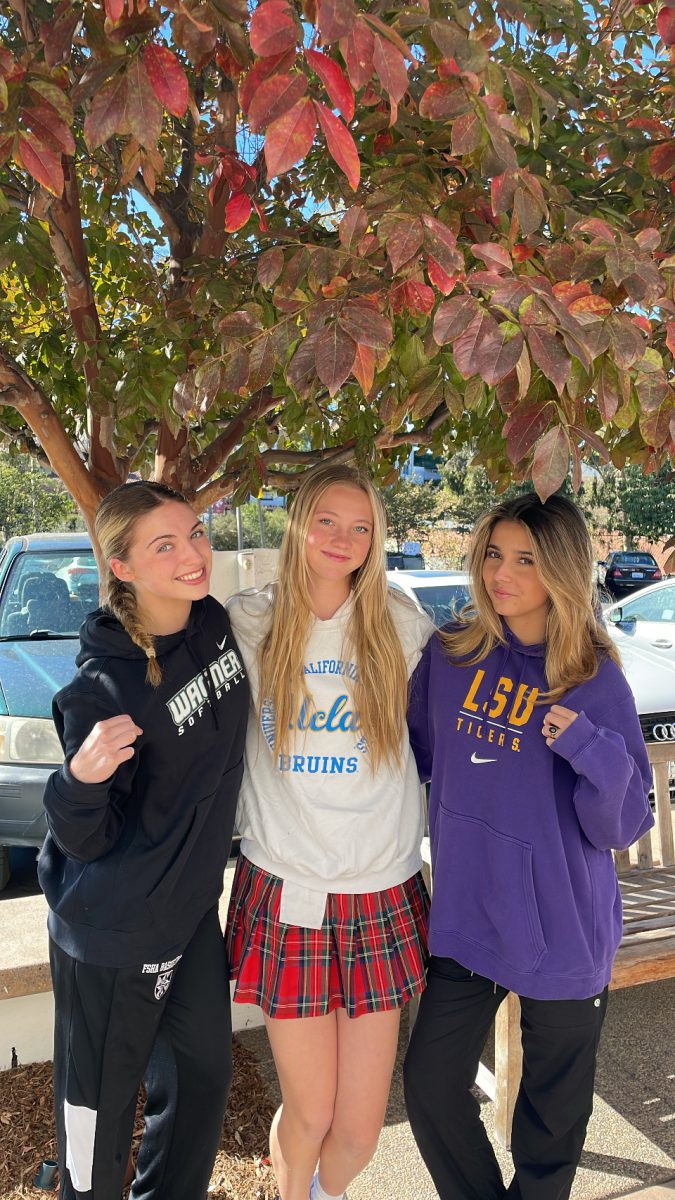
[411, 583, 471, 626]
[619, 587, 675, 624]
[0, 550, 99, 637]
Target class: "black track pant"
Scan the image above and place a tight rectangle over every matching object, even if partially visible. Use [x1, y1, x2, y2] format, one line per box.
[404, 956, 608, 1200]
[50, 906, 232, 1200]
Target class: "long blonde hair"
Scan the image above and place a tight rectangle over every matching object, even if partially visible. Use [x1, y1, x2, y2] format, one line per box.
[259, 464, 409, 770]
[95, 481, 190, 687]
[442, 493, 621, 699]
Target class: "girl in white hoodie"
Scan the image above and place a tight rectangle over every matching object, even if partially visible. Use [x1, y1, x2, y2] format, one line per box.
[225, 463, 432, 1200]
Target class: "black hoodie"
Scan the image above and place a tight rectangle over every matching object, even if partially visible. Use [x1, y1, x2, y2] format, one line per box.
[38, 595, 249, 967]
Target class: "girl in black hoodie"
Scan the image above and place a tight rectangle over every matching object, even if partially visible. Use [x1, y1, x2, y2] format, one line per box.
[38, 481, 249, 1200]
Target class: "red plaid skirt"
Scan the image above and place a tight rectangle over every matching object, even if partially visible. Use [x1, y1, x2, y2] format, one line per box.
[225, 855, 429, 1019]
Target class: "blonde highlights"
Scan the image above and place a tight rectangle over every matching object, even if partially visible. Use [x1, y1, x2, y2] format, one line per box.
[259, 464, 409, 770]
[94, 481, 188, 687]
[442, 493, 621, 698]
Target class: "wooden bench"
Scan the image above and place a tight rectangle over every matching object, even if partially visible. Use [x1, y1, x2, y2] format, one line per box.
[420, 742, 675, 1148]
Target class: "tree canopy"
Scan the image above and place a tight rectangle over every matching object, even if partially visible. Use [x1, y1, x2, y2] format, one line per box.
[0, 0, 674, 535]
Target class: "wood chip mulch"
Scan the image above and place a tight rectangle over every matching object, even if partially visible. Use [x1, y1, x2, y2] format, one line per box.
[0, 1037, 278, 1199]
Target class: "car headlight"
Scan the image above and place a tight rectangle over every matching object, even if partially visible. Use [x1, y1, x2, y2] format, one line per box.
[0, 716, 64, 764]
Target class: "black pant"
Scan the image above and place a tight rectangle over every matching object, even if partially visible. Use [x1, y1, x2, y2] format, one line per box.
[50, 907, 232, 1200]
[404, 956, 608, 1200]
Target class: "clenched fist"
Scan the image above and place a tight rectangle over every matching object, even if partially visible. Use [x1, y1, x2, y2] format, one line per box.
[70, 715, 143, 785]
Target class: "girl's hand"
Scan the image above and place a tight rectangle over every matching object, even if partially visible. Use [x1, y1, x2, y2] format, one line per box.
[541, 704, 578, 748]
[70, 715, 143, 784]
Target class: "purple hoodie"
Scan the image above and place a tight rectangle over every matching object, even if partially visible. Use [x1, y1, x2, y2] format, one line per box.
[408, 627, 653, 1000]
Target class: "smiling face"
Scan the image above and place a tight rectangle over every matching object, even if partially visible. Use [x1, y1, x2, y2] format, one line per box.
[482, 518, 551, 644]
[304, 483, 374, 595]
[110, 499, 212, 632]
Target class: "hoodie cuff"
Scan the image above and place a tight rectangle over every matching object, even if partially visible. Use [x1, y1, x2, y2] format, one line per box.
[549, 710, 597, 764]
[52, 759, 113, 805]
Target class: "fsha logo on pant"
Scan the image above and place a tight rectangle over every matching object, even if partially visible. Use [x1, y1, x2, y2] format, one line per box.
[166, 648, 245, 733]
[142, 955, 182, 1000]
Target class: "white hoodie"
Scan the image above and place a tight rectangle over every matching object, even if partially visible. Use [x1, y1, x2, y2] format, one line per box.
[227, 586, 433, 926]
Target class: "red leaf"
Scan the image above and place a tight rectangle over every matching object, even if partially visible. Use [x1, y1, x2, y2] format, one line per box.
[513, 244, 535, 262]
[314, 101, 360, 190]
[666, 321, 675, 356]
[657, 6, 675, 44]
[352, 342, 376, 394]
[471, 242, 512, 271]
[552, 281, 592, 306]
[419, 81, 471, 121]
[15, 131, 64, 196]
[649, 141, 675, 180]
[240, 53, 295, 112]
[527, 326, 571, 396]
[39, 6, 81, 68]
[143, 44, 189, 118]
[372, 34, 408, 104]
[433, 295, 480, 344]
[339, 205, 368, 249]
[338, 299, 391, 348]
[248, 73, 307, 133]
[532, 427, 570, 501]
[84, 72, 128, 151]
[428, 257, 457, 295]
[451, 109, 482, 156]
[305, 49, 355, 123]
[225, 191, 252, 232]
[631, 314, 652, 337]
[453, 311, 524, 386]
[250, 0, 297, 57]
[264, 96, 316, 176]
[491, 170, 517, 215]
[317, 0, 357, 43]
[567, 294, 613, 320]
[105, 0, 125, 22]
[398, 281, 435, 316]
[125, 56, 163, 148]
[422, 215, 463, 277]
[380, 213, 424, 272]
[340, 20, 374, 91]
[257, 247, 285, 287]
[315, 323, 357, 395]
[504, 401, 555, 463]
[21, 106, 75, 156]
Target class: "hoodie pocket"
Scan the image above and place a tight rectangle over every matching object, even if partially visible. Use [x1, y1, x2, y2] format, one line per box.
[432, 807, 547, 974]
[145, 757, 243, 916]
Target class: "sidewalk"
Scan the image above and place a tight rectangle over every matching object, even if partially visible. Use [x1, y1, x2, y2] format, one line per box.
[237, 978, 675, 1200]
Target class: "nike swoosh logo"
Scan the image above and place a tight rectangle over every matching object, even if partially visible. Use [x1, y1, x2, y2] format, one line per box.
[217, 635, 228, 650]
[471, 752, 497, 764]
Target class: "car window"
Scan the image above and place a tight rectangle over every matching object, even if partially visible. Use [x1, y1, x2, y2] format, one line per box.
[411, 584, 471, 626]
[611, 553, 657, 567]
[620, 587, 675, 623]
[0, 550, 99, 636]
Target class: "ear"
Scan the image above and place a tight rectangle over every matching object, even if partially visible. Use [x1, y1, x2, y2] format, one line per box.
[109, 556, 135, 583]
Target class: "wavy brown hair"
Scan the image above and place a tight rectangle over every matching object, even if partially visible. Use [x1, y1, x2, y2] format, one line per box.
[442, 493, 621, 700]
[94, 481, 189, 687]
[258, 464, 409, 770]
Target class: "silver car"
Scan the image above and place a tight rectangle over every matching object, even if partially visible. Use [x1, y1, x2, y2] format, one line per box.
[604, 579, 675, 751]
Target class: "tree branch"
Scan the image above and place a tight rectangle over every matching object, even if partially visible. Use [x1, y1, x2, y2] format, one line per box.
[190, 388, 281, 488]
[0, 349, 105, 524]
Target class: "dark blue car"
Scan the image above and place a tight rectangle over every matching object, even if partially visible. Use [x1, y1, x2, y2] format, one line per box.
[0, 532, 98, 882]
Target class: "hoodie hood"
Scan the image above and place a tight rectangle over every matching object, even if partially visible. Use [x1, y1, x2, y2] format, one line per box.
[76, 601, 208, 666]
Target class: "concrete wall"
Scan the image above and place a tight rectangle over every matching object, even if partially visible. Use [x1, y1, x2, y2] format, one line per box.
[210, 548, 280, 603]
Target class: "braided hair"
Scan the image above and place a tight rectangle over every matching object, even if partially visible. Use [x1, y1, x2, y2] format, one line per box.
[95, 481, 188, 687]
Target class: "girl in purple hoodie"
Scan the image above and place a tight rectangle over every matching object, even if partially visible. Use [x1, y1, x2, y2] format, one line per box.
[404, 492, 653, 1200]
